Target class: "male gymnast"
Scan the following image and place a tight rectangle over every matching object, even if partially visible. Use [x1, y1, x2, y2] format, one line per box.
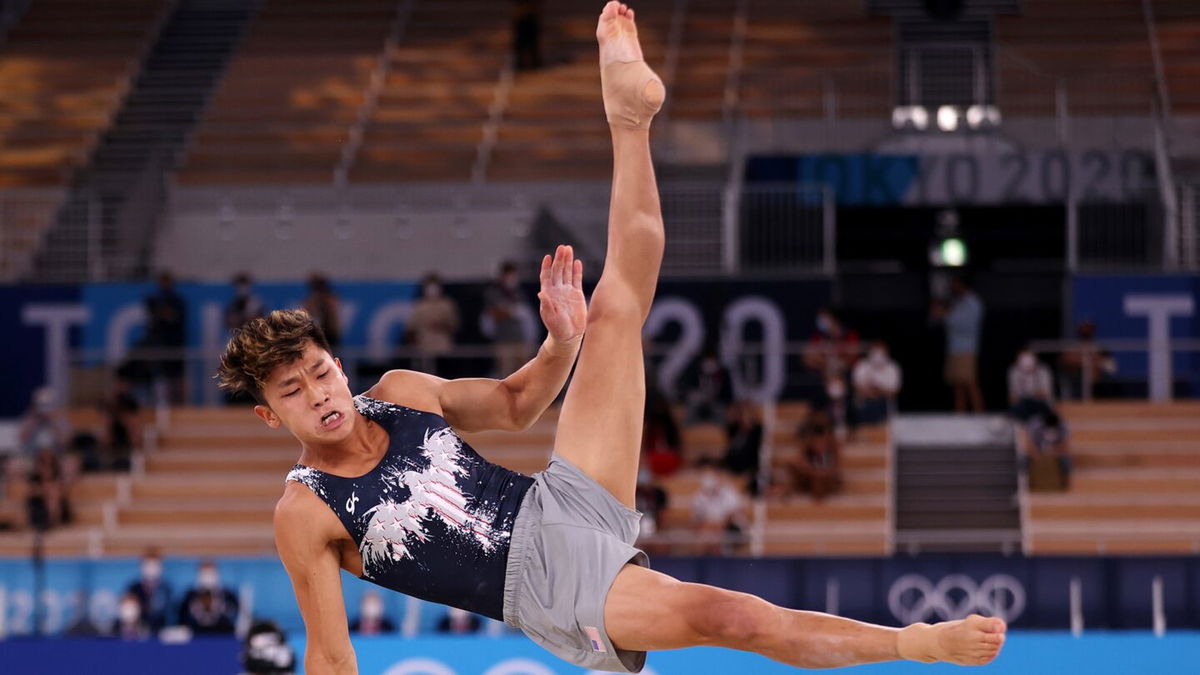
[217, 3, 1006, 672]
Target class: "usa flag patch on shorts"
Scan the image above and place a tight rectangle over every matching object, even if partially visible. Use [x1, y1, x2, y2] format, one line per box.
[584, 626, 607, 653]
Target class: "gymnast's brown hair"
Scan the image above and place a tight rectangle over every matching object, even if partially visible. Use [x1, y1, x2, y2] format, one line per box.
[216, 309, 332, 404]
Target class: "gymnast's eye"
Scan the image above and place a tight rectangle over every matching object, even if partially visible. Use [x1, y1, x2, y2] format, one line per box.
[318, 370, 329, 379]
[283, 389, 299, 398]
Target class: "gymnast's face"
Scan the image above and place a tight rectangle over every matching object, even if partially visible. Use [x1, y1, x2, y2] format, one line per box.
[254, 341, 357, 446]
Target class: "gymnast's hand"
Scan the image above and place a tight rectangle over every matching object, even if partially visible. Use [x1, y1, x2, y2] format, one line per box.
[538, 245, 587, 346]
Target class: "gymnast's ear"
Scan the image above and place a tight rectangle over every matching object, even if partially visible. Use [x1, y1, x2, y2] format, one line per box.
[254, 404, 281, 429]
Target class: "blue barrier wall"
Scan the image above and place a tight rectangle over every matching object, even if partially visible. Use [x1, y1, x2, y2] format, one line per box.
[290, 632, 1200, 675]
[3, 637, 241, 674]
[3, 555, 1199, 639]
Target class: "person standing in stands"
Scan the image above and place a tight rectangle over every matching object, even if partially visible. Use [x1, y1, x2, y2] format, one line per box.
[144, 271, 187, 404]
[405, 273, 460, 377]
[483, 261, 535, 378]
[304, 274, 341, 349]
[934, 276, 984, 413]
[226, 273, 266, 334]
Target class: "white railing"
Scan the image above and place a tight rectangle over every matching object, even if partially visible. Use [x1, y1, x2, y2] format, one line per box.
[334, 0, 416, 186]
[471, 59, 515, 184]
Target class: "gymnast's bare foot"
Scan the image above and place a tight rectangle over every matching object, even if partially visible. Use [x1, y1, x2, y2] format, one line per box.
[596, 1, 664, 128]
[900, 614, 1007, 666]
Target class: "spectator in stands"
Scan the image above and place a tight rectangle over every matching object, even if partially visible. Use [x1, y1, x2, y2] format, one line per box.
[116, 591, 151, 641]
[789, 410, 842, 501]
[350, 590, 396, 635]
[143, 271, 187, 405]
[25, 447, 71, 530]
[126, 548, 173, 631]
[18, 387, 70, 462]
[436, 607, 483, 635]
[102, 374, 140, 471]
[179, 560, 239, 635]
[225, 272, 265, 334]
[852, 341, 902, 425]
[512, 0, 542, 71]
[642, 387, 683, 477]
[690, 459, 747, 554]
[722, 400, 763, 492]
[1059, 320, 1116, 400]
[303, 273, 341, 349]
[405, 273, 460, 377]
[1025, 410, 1072, 491]
[805, 307, 859, 431]
[483, 261, 535, 378]
[682, 349, 734, 424]
[933, 276, 984, 413]
[1008, 346, 1055, 422]
[634, 466, 669, 554]
[805, 307, 860, 374]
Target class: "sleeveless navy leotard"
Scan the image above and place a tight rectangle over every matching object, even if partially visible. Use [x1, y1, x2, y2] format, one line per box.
[285, 395, 534, 620]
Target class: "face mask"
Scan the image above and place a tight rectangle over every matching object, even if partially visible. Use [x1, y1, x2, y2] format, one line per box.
[827, 379, 846, 399]
[424, 283, 442, 299]
[362, 597, 383, 620]
[197, 568, 219, 590]
[142, 560, 162, 582]
[1018, 353, 1036, 371]
[637, 467, 651, 484]
[816, 315, 834, 335]
[119, 601, 140, 623]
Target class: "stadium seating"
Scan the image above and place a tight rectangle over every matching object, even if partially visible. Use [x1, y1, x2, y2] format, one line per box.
[1027, 401, 1200, 554]
[993, 0, 1156, 117]
[1153, 0, 1200, 116]
[347, 0, 511, 183]
[0, 0, 168, 188]
[0, 400, 890, 558]
[738, 0, 893, 120]
[486, 0, 671, 182]
[176, 0, 396, 185]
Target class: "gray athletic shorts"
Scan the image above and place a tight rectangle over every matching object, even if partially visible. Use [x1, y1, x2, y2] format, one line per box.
[503, 454, 649, 673]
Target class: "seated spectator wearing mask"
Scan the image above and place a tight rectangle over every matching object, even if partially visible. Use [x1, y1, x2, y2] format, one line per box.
[789, 410, 842, 502]
[350, 590, 396, 635]
[722, 400, 763, 493]
[18, 387, 70, 464]
[116, 591, 151, 641]
[852, 341, 902, 425]
[1026, 411, 1072, 491]
[26, 447, 71, 530]
[683, 349, 733, 424]
[179, 560, 239, 635]
[126, 548, 173, 631]
[436, 606, 482, 635]
[634, 466, 669, 554]
[1008, 347, 1054, 422]
[690, 460, 747, 554]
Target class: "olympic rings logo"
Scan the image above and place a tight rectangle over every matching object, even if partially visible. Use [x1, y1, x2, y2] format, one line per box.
[888, 574, 1025, 624]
